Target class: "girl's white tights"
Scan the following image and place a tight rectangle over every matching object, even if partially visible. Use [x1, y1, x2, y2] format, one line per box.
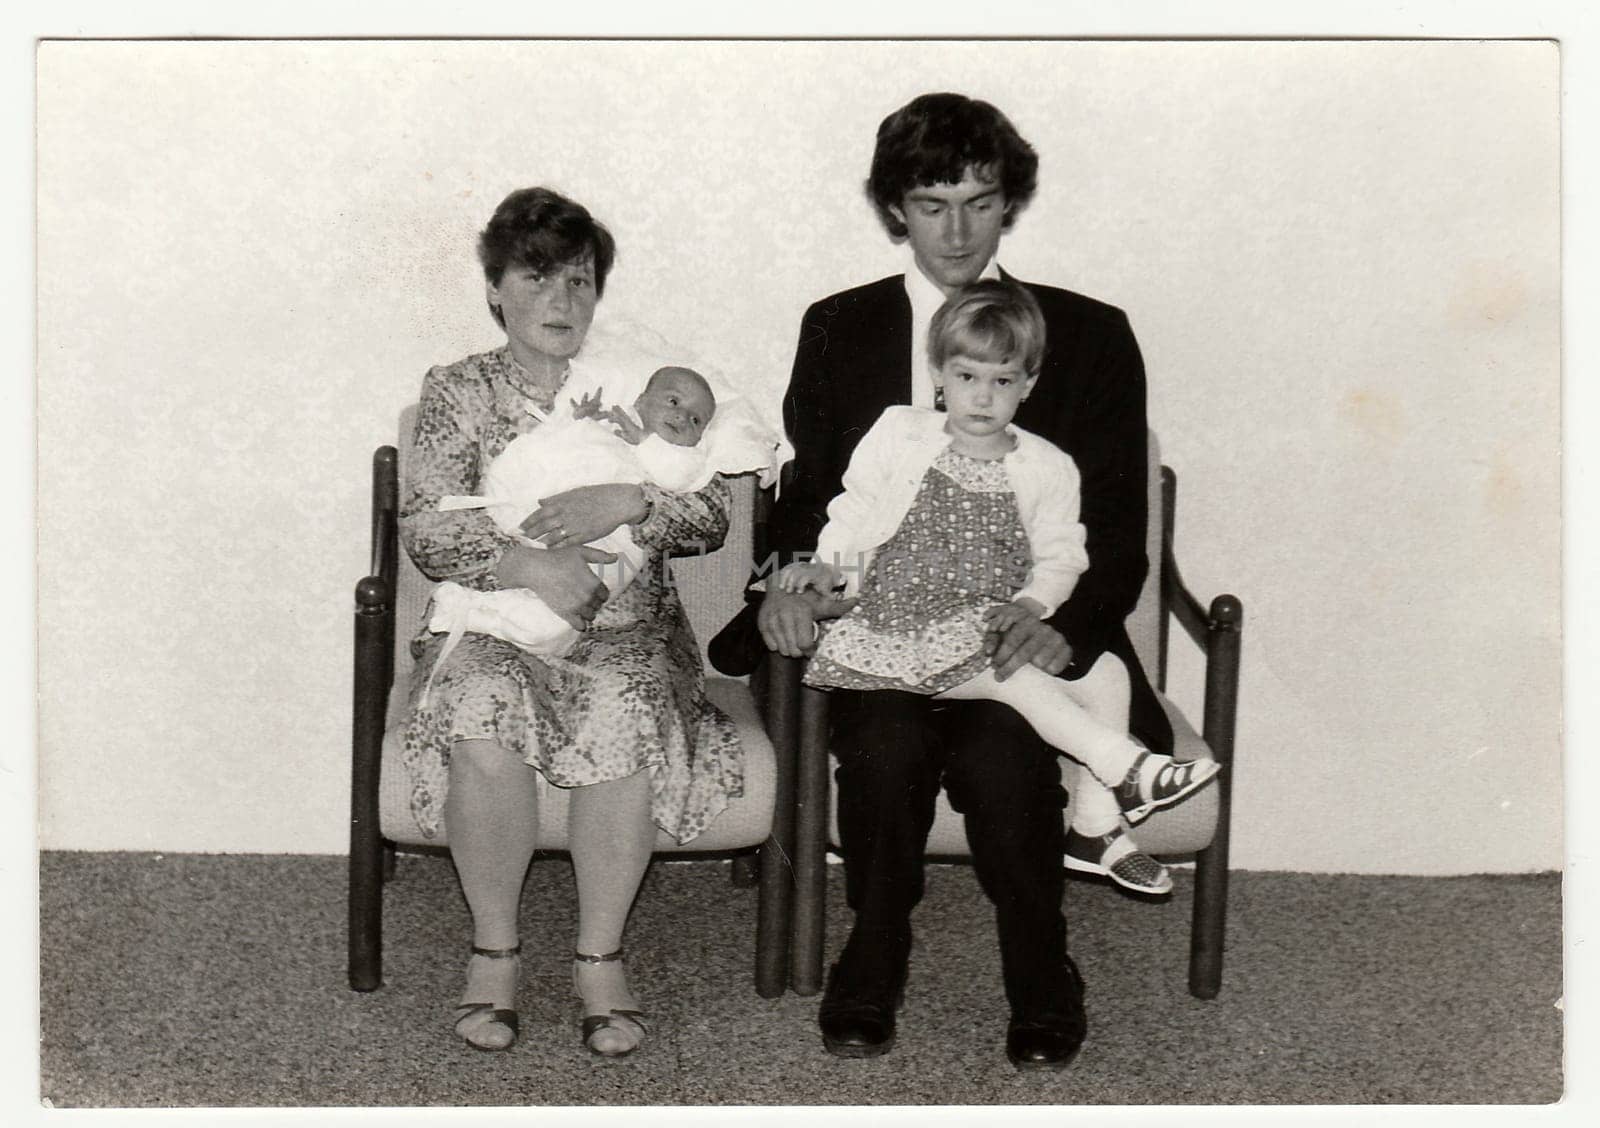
[935, 652, 1135, 837]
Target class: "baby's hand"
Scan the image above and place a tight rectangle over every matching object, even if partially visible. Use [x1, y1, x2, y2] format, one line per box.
[572, 389, 606, 421]
[605, 407, 646, 445]
[983, 598, 1046, 634]
[776, 561, 842, 596]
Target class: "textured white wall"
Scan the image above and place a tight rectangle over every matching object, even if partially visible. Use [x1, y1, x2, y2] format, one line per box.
[36, 40, 1560, 871]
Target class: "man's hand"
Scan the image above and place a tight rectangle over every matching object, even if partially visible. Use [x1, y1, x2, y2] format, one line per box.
[756, 588, 857, 658]
[757, 589, 822, 657]
[984, 612, 1072, 681]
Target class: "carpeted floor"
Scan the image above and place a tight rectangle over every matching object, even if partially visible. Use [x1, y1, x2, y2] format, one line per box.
[37, 851, 1562, 1108]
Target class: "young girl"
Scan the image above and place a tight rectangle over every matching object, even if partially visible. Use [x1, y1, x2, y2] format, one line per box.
[777, 280, 1218, 895]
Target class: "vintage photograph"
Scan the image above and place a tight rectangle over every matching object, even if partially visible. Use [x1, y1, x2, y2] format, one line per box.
[31, 34, 1564, 1113]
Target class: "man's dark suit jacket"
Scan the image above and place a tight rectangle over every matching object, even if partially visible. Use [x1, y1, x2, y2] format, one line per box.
[713, 272, 1173, 754]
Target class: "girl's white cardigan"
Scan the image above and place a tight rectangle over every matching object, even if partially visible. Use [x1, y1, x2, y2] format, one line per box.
[812, 405, 1089, 617]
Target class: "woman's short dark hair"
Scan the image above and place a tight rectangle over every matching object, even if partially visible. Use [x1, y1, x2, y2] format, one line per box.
[477, 187, 617, 325]
[928, 279, 1047, 377]
[865, 93, 1040, 239]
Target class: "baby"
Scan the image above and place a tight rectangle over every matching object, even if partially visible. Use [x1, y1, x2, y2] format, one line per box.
[425, 366, 718, 684]
[588, 364, 716, 458]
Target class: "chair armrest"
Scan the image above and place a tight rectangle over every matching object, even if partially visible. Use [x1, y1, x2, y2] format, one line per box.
[352, 574, 396, 771]
[1164, 551, 1241, 654]
[1160, 523, 1242, 770]
[354, 574, 391, 616]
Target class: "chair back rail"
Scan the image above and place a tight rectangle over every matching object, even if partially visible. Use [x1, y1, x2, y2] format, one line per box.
[1124, 429, 1164, 682]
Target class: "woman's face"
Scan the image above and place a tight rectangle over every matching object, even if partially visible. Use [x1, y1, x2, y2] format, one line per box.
[487, 255, 598, 368]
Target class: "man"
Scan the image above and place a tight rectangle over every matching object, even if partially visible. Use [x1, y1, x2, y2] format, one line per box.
[713, 92, 1174, 1070]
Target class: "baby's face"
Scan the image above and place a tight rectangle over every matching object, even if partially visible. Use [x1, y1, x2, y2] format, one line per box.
[633, 368, 716, 447]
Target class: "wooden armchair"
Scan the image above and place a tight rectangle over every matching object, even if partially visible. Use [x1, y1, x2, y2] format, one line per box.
[349, 408, 798, 998]
[783, 431, 1241, 1000]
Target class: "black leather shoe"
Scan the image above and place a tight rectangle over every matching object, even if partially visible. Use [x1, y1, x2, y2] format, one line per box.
[818, 963, 902, 1059]
[1005, 1013, 1086, 1072]
[1005, 957, 1087, 1072]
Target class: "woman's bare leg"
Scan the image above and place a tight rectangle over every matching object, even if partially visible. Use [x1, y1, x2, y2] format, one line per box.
[445, 738, 543, 1049]
[569, 768, 655, 1054]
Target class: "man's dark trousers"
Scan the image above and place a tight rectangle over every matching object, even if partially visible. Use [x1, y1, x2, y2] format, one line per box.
[828, 688, 1078, 1018]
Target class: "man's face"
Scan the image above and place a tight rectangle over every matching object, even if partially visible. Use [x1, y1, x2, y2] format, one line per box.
[889, 165, 1008, 294]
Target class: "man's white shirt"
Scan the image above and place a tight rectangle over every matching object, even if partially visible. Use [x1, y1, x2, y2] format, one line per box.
[902, 256, 1003, 409]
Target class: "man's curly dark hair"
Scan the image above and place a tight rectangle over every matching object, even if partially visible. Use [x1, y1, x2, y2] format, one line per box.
[864, 93, 1040, 238]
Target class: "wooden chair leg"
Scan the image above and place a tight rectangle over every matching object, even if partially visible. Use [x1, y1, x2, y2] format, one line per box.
[754, 656, 800, 999]
[1189, 840, 1228, 999]
[348, 847, 382, 992]
[349, 576, 391, 993]
[755, 836, 793, 999]
[730, 850, 761, 888]
[790, 682, 831, 996]
[1189, 594, 1241, 1000]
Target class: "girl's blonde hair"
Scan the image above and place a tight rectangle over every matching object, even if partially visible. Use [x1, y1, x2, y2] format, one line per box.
[928, 279, 1047, 376]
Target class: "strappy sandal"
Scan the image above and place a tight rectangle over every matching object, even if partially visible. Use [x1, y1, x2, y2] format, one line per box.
[1064, 825, 1174, 895]
[452, 942, 522, 1052]
[573, 948, 648, 1059]
[1114, 749, 1222, 824]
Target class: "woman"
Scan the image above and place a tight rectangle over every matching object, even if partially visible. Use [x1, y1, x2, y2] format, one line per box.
[398, 186, 744, 1056]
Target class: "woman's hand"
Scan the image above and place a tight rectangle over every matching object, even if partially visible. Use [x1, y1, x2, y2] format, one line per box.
[495, 545, 617, 629]
[519, 484, 649, 549]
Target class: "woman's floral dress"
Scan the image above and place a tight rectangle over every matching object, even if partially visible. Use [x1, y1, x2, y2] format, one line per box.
[398, 346, 744, 844]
